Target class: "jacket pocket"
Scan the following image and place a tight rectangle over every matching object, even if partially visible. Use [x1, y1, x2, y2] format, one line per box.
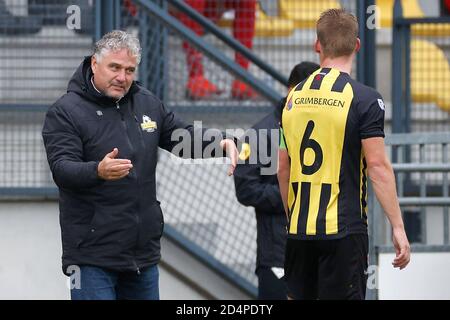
[76, 226, 96, 248]
[77, 207, 135, 249]
[76, 211, 99, 248]
[138, 201, 164, 247]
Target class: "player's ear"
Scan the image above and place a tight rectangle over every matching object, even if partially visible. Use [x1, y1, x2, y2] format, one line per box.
[354, 38, 361, 53]
[314, 39, 321, 54]
[91, 55, 98, 74]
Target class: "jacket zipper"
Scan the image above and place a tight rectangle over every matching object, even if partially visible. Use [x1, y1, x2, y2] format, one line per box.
[133, 260, 141, 275]
[116, 100, 141, 276]
[116, 101, 123, 120]
[116, 101, 134, 156]
[134, 114, 146, 151]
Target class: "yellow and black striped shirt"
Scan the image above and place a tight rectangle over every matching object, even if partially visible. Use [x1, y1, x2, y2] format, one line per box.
[280, 67, 385, 240]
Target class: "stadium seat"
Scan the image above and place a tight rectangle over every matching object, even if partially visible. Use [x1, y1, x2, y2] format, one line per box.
[377, 0, 450, 35]
[377, 0, 423, 28]
[411, 40, 450, 112]
[254, 6, 295, 37]
[279, 0, 341, 29]
[412, 21, 450, 36]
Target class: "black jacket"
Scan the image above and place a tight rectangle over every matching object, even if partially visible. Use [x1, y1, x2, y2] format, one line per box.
[233, 99, 287, 270]
[42, 57, 225, 274]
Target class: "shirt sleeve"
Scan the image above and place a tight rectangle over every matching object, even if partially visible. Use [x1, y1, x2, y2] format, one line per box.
[359, 95, 386, 140]
[279, 127, 287, 149]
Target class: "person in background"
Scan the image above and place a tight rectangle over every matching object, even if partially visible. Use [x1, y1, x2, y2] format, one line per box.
[234, 61, 319, 299]
[178, 0, 257, 100]
[440, 0, 450, 15]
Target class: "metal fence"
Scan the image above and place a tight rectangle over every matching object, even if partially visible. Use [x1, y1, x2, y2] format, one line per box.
[0, 0, 362, 296]
[136, 0, 359, 107]
[367, 132, 450, 300]
[367, 5, 450, 299]
[0, 0, 94, 105]
[3, 0, 425, 297]
[130, 0, 361, 294]
[392, 0, 450, 134]
[0, 105, 51, 192]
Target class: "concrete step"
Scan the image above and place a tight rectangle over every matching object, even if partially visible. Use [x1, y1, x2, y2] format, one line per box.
[0, 26, 92, 104]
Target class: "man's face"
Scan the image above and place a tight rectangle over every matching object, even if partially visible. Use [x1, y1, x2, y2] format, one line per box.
[91, 48, 137, 100]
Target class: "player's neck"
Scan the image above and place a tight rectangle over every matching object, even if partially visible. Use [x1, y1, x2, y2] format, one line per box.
[320, 56, 353, 75]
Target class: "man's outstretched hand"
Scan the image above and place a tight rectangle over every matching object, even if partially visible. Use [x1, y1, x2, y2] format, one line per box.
[98, 148, 133, 180]
[220, 139, 238, 176]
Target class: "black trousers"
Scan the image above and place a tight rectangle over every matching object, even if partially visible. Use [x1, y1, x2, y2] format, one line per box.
[256, 267, 287, 300]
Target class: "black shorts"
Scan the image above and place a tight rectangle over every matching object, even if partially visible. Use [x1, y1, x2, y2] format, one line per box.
[285, 234, 369, 300]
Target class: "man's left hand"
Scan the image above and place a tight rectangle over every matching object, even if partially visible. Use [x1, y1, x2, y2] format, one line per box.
[220, 139, 238, 176]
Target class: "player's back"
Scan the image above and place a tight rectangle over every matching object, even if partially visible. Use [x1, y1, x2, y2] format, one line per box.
[281, 67, 385, 240]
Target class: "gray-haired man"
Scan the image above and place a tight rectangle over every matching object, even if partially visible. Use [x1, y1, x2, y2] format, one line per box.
[42, 30, 238, 300]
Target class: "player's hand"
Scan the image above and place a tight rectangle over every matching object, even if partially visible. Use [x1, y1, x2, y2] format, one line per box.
[392, 227, 410, 270]
[97, 148, 133, 180]
[220, 139, 238, 176]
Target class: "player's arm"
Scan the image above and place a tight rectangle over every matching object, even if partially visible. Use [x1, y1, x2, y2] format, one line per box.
[362, 137, 410, 269]
[277, 128, 290, 220]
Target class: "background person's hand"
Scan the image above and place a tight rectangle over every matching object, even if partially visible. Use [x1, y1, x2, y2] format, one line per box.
[392, 227, 411, 270]
[97, 148, 133, 180]
[220, 139, 238, 176]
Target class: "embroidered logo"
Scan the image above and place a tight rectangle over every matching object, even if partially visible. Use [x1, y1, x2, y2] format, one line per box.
[238, 143, 251, 161]
[286, 96, 293, 111]
[140, 115, 157, 133]
[377, 98, 385, 111]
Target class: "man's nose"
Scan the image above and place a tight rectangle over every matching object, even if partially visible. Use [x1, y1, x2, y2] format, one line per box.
[116, 70, 126, 82]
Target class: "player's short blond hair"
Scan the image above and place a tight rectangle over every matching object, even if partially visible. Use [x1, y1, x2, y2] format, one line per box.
[317, 9, 359, 58]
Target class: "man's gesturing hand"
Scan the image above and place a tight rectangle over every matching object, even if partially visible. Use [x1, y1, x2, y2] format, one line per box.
[97, 148, 133, 180]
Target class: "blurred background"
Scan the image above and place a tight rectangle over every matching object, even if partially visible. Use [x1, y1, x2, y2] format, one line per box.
[0, 0, 450, 300]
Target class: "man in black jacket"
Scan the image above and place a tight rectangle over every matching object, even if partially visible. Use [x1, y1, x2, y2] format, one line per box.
[42, 30, 238, 300]
[233, 62, 319, 299]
